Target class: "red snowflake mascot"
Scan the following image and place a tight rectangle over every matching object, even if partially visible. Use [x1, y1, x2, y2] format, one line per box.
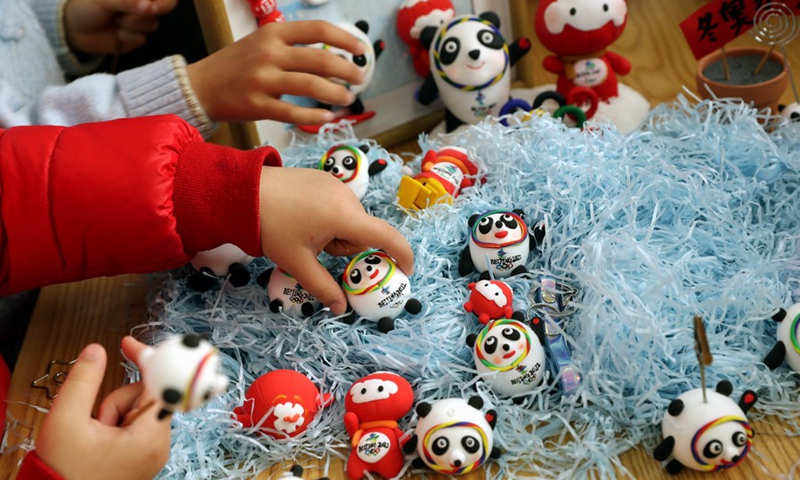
[249, 0, 285, 26]
[534, 0, 630, 102]
[344, 372, 414, 480]
[396, 0, 455, 78]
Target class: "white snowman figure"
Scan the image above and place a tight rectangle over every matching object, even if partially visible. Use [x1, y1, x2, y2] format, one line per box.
[653, 381, 758, 474]
[138, 334, 230, 419]
[416, 12, 531, 132]
[458, 209, 545, 280]
[764, 303, 800, 372]
[318, 144, 387, 201]
[188, 243, 255, 291]
[403, 396, 501, 475]
[257, 267, 321, 317]
[466, 316, 546, 400]
[341, 250, 422, 333]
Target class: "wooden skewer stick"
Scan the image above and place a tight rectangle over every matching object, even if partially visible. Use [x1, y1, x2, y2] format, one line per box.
[721, 45, 731, 81]
[753, 44, 775, 76]
[693, 315, 713, 403]
[120, 399, 157, 427]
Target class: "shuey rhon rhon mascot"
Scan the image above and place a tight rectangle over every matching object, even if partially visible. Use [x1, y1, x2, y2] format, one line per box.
[257, 266, 321, 317]
[233, 370, 333, 439]
[534, 0, 630, 104]
[248, 0, 284, 26]
[416, 12, 532, 133]
[403, 396, 501, 475]
[318, 144, 387, 201]
[467, 315, 547, 399]
[138, 334, 230, 420]
[763, 303, 800, 372]
[396, 0, 455, 78]
[344, 372, 414, 480]
[188, 243, 255, 292]
[458, 209, 546, 280]
[397, 146, 481, 211]
[341, 250, 422, 333]
[463, 279, 514, 325]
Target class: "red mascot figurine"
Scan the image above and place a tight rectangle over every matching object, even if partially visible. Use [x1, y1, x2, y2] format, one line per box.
[344, 372, 414, 480]
[397, 147, 480, 211]
[463, 279, 515, 325]
[396, 0, 455, 78]
[233, 370, 332, 439]
[534, 0, 630, 103]
[249, 0, 285, 26]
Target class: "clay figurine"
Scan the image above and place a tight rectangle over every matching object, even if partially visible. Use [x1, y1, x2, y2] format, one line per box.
[344, 372, 414, 480]
[319, 144, 387, 201]
[396, 0, 455, 77]
[248, 0, 284, 25]
[341, 250, 422, 333]
[397, 147, 480, 211]
[416, 12, 531, 132]
[188, 243, 254, 292]
[763, 303, 800, 372]
[403, 395, 501, 475]
[463, 279, 514, 325]
[233, 369, 333, 439]
[138, 334, 229, 419]
[257, 267, 321, 317]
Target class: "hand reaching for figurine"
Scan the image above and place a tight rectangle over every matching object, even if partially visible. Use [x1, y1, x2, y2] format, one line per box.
[259, 167, 414, 316]
[35, 337, 171, 480]
[186, 20, 365, 125]
[64, 0, 178, 54]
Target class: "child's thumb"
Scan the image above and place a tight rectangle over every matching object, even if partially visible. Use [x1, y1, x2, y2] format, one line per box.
[50, 344, 107, 419]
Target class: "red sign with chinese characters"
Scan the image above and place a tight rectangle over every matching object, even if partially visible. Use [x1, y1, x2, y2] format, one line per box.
[680, 0, 800, 59]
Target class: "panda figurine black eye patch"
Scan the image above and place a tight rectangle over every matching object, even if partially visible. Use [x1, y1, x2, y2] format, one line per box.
[417, 11, 531, 133]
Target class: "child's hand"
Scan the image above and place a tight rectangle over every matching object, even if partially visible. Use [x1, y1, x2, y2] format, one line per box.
[259, 167, 414, 316]
[35, 338, 171, 480]
[64, 0, 178, 54]
[187, 20, 366, 125]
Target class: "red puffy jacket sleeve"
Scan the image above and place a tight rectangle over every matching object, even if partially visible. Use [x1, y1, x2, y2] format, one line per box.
[0, 115, 281, 296]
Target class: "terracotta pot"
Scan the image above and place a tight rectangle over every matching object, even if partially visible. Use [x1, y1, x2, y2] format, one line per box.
[695, 46, 788, 114]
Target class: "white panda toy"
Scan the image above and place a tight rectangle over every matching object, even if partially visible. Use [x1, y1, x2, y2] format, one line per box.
[466, 315, 546, 400]
[341, 249, 422, 333]
[280, 465, 328, 480]
[256, 266, 321, 317]
[188, 243, 255, 292]
[764, 303, 800, 372]
[778, 102, 800, 123]
[417, 12, 531, 133]
[318, 144, 387, 201]
[138, 334, 230, 420]
[458, 209, 545, 280]
[403, 396, 501, 475]
[311, 21, 384, 116]
[653, 380, 758, 474]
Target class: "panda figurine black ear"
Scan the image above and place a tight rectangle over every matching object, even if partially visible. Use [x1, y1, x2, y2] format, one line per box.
[466, 333, 477, 348]
[467, 395, 484, 410]
[479, 11, 501, 28]
[715, 380, 733, 396]
[773, 308, 787, 322]
[419, 25, 438, 51]
[358, 144, 370, 154]
[416, 401, 432, 418]
[512, 209, 525, 220]
[355, 20, 369, 34]
[467, 213, 481, 227]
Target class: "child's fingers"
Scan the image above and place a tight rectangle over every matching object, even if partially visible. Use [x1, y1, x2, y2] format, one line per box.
[340, 215, 415, 276]
[121, 336, 148, 365]
[49, 344, 107, 419]
[116, 14, 159, 34]
[281, 250, 348, 315]
[324, 239, 367, 258]
[276, 20, 366, 56]
[116, 28, 148, 52]
[276, 72, 354, 106]
[100, 0, 176, 16]
[97, 382, 145, 426]
[285, 47, 363, 86]
[261, 100, 337, 126]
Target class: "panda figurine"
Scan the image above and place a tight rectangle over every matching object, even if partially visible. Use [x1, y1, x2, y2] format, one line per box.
[257, 267, 321, 317]
[779, 102, 800, 123]
[403, 396, 501, 475]
[188, 243, 254, 292]
[319, 144, 387, 201]
[458, 209, 545, 280]
[280, 465, 328, 480]
[416, 12, 531, 133]
[466, 316, 546, 399]
[311, 21, 384, 116]
[341, 249, 422, 333]
[463, 279, 514, 325]
[763, 304, 800, 372]
[138, 334, 230, 420]
[653, 380, 758, 474]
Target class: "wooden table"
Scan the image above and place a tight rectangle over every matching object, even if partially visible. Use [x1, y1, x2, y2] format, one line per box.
[3, 0, 799, 478]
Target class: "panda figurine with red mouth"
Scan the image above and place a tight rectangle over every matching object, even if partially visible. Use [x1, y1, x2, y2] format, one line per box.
[341, 250, 422, 333]
[416, 12, 531, 133]
[467, 315, 546, 400]
[458, 209, 545, 280]
[763, 303, 800, 373]
[319, 144, 387, 201]
[654, 381, 758, 474]
[403, 395, 501, 475]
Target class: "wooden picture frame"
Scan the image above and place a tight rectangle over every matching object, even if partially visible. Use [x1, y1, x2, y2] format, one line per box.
[193, 0, 536, 150]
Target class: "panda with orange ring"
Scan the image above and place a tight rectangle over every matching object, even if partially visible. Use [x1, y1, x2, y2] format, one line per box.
[319, 144, 387, 201]
[764, 303, 800, 372]
[458, 209, 545, 280]
[341, 250, 422, 333]
[653, 380, 758, 474]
